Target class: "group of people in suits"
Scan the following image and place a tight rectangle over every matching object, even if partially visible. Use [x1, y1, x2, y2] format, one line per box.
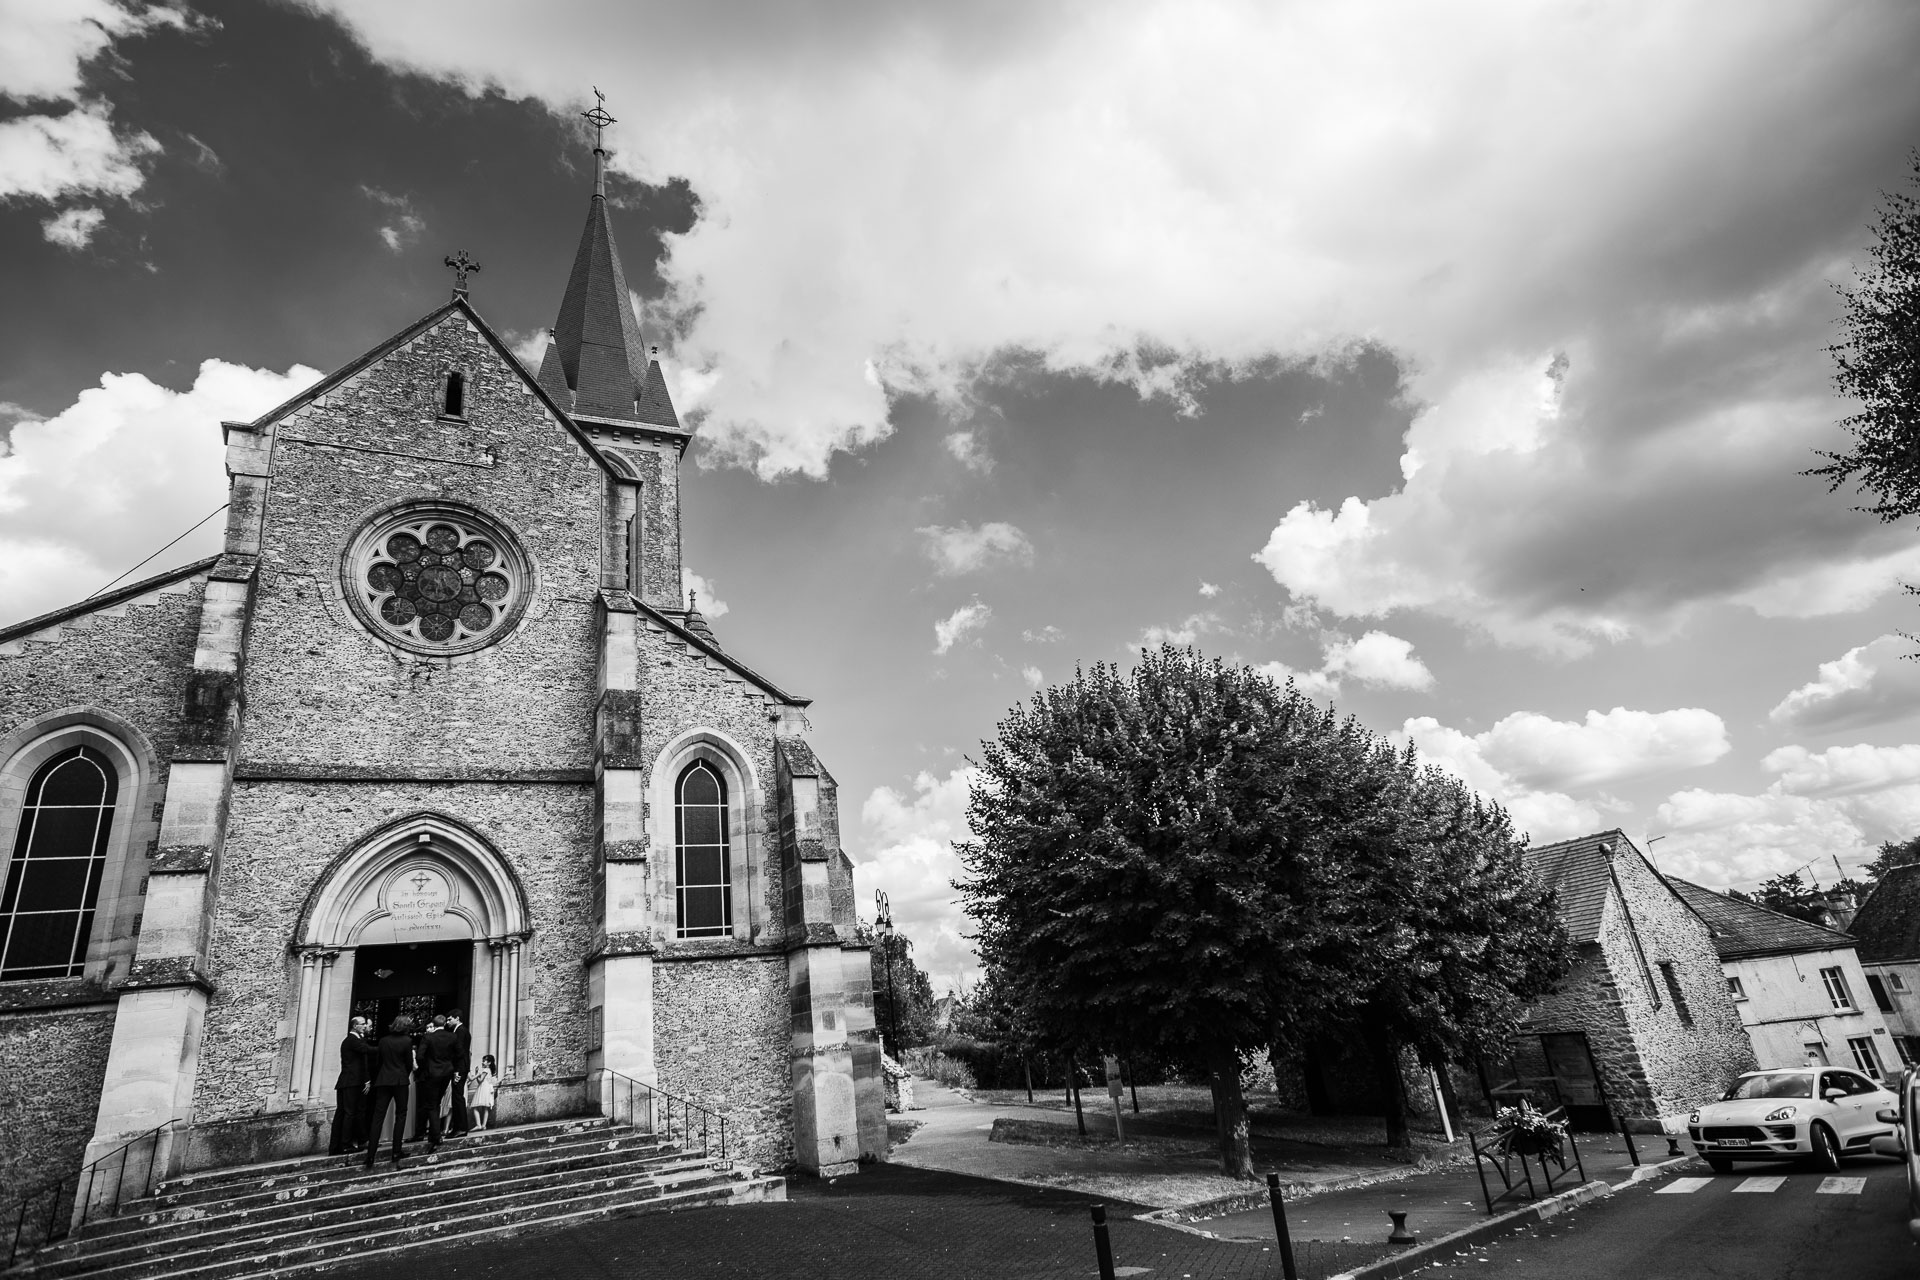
[327, 1008, 500, 1167]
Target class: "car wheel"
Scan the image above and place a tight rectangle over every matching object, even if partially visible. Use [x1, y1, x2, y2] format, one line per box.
[1811, 1123, 1843, 1173]
[1705, 1156, 1733, 1174]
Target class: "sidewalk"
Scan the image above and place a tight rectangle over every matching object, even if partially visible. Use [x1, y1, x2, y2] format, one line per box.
[1186, 1130, 1661, 1246]
[893, 1078, 1454, 1210]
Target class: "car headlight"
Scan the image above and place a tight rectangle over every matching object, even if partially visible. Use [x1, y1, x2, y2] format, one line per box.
[1763, 1106, 1798, 1122]
[1688, 1112, 1700, 1125]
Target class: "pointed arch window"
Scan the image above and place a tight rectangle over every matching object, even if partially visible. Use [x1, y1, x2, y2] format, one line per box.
[675, 761, 732, 938]
[2, 746, 118, 979]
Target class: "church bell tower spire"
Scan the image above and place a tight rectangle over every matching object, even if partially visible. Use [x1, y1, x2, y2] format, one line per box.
[536, 90, 684, 437]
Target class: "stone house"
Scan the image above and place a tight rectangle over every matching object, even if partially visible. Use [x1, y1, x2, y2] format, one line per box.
[0, 135, 884, 1209]
[1667, 878, 1895, 1078]
[1503, 831, 1755, 1130]
[1848, 862, 1920, 1069]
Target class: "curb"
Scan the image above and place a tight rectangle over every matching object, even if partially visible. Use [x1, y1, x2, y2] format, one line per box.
[1136, 1164, 1445, 1241]
[1325, 1154, 1693, 1280]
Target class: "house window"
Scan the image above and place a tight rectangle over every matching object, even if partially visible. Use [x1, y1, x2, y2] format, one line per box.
[1658, 961, 1693, 1026]
[674, 761, 732, 938]
[1847, 1037, 1882, 1080]
[1, 746, 118, 979]
[1907, 1035, 1920, 1065]
[1892, 973, 1910, 992]
[1726, 975, 1747, 1001]
[1867, 974, 1895, 1012]
[1896, 1037, 1914, 1068]
[443, 371, 466, 418]
[1820, 966, 1855, 1011]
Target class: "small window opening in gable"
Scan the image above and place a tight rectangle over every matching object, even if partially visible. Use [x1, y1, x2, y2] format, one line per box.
[443, 371, 466, 418]
[1658, 961, 1692, 1026]
[1726, 975, 1746, 1001]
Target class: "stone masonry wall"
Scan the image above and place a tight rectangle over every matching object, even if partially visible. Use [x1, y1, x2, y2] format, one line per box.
[653, 956, 794, 1170]
[0, 1007, 115, 1205]
[239, 311, 605, 770]
[1606, 846, 1755, 1113]
[1514, 946, 1647, 1114]
[194, 781, 596, 1123]
[0, 574, 205, 988]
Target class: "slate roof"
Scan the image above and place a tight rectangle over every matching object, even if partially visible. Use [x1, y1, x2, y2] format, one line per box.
[1524, 832, 1620, 944]
[0, 555, 220, 647]
[1850, 863, 1920, 964]
[1667, 878, 1856, 960]
[537, 179, 683, 435]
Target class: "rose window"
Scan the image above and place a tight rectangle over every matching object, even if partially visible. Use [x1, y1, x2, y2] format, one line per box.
[346, 507, 529, 654]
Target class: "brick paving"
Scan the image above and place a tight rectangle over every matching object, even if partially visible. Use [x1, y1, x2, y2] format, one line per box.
[311, 1163, 1386, 1280]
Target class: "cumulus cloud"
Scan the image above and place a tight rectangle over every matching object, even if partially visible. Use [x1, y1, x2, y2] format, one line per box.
[0, 2, 183, 207]
[1770, 635, 1920, 733]
[1139, 612, 1219, 648]
[1656, 742, 1920, 888]
[857, 766, 980, 983]
[944, 430, 991, 473]
[0, 360, 323, 627]
[41, 206, 103, 249]
[1261, 629, 1434, 700]
[933, 599, 991, 654]
[1023, 625, 1064, 644]
[1020, 664, 1043, 688]
[680, 568, 728, 617]
[1399, 705, 1726, 845]
[1198, 581, 1220, 598]
[361, 186, 426, 253]
[917, 521, 1033, 576]
[309, 1, 1920, 530]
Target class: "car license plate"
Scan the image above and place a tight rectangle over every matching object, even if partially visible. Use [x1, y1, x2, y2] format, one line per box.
[1712, 1139, 1751, 1148]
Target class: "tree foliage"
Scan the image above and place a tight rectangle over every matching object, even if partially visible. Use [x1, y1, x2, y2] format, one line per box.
[957, 646, 1569, 1175]
[1810, 152, 1920, 520]
[1868, 834, 1920, 885]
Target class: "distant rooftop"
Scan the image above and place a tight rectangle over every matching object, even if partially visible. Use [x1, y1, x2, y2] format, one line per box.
[1667, 878, 1854, 960]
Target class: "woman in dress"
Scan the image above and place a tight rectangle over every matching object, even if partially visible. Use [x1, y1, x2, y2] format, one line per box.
[467, 1054, 499, 1131]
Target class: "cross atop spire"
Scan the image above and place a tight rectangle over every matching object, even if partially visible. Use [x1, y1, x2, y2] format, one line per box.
[583, 88, 616, 149]
[443, 249, 481, 299]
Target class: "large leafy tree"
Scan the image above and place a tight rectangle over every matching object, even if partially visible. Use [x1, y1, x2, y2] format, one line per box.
[1811, 152, 1920, 518]
[957, 648, 1373, 1177]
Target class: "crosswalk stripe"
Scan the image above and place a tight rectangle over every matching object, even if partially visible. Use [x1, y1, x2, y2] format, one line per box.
[1816, 1177, 1867, 1195]
[1656, 1177, 1713, 1194]
[1733, 1176, 1788, 1193]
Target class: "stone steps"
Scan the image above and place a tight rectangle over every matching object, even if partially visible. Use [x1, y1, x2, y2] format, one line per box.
[9, 1118, 782, 1280]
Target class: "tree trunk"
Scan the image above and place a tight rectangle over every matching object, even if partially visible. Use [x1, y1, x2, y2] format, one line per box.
[1300, 1042, 1334, 1116]
[1207, 1044, 1255, 1179]
[1363, 1024, 1411, 1151]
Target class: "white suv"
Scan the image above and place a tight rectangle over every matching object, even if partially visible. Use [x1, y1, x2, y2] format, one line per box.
[1686, 1066, 1898, 1173]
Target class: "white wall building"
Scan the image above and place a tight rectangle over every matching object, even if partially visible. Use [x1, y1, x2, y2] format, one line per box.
[1848, 863, 1920, 1069]
[1670, 880, 1897, 1080]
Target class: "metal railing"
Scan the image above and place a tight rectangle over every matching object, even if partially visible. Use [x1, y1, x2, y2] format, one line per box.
[1467, 1105, 1586, 1214]
[6, 1119, 177, 1270]
[590, 1069, 730, 1167]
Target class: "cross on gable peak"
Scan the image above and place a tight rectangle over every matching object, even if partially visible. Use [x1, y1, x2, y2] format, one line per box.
[444, 250, 481, 299]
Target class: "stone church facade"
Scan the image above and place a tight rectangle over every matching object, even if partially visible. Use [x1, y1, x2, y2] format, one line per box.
[0, 142, 883, 1206]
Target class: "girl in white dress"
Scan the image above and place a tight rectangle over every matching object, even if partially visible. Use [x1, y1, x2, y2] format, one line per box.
[468, 1054, 498, 1130]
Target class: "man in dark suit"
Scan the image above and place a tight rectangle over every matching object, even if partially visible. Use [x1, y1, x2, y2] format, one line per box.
[444, 1008, 473, 1137]
[414, 1014, 460, 1152]
[327, 1016, 377, 1154]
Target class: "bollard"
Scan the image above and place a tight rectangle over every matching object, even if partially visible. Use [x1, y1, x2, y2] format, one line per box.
[1090, 1205, 1117, 1280]
[1387, 1210, 1417, 1244]
[1266, 1172, 1300, 1280]
[1666, 1136, 1683, 1158]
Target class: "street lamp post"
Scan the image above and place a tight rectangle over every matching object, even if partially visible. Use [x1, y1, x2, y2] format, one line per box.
[875, 890, 900, 1057]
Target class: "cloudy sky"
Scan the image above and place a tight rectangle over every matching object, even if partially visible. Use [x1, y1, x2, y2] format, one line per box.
[7, 1, 1920, 986]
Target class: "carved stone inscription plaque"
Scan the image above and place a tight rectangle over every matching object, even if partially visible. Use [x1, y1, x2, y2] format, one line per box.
[387, 868, 451, 934]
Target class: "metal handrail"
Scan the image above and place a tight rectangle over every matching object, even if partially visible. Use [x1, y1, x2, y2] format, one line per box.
[6, 1118, 177, 1270]
[591, 1069, 731, 1166]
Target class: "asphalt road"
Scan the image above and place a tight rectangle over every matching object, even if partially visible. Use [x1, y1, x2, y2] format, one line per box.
[1422, 1157, 1915, 1279]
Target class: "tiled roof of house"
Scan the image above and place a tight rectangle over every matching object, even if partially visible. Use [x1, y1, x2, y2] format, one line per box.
[1524, 831, 1621, 944]
[1667, 878, 1855, 959]
[1850, 863, 1920, 964]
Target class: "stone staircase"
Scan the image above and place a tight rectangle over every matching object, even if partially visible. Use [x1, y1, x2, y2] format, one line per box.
[8, 1116, 784, 1280]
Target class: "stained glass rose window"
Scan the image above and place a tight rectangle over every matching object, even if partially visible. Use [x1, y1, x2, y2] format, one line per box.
[347, 506, 529, 654]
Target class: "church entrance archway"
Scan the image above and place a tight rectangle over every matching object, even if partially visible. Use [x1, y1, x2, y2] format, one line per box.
[350, 939, 472, 1035]
[284, 814, 530, 1110]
